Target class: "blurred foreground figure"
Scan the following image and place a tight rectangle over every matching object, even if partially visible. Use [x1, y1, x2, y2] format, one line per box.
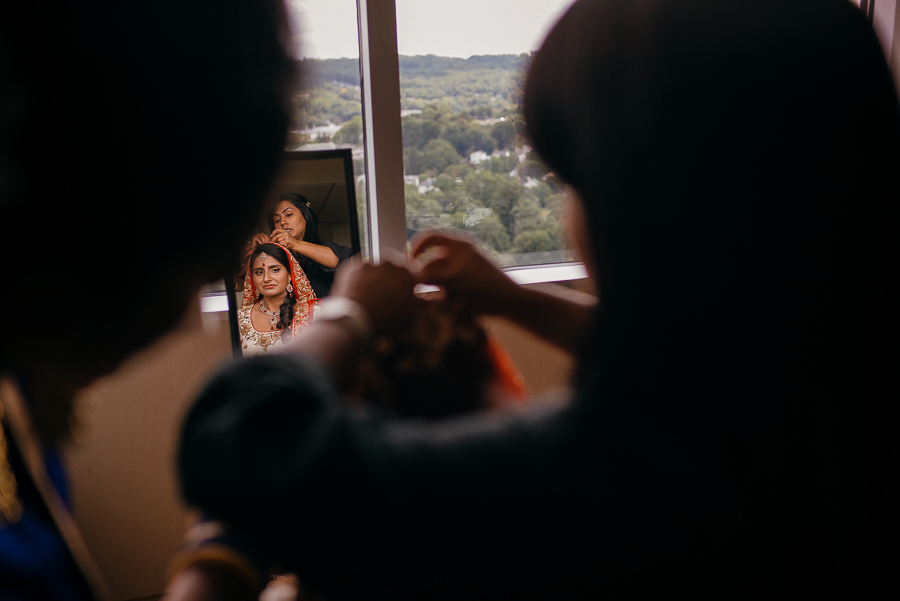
[0, 1, 293, 598]
[178, 0, 898, 599]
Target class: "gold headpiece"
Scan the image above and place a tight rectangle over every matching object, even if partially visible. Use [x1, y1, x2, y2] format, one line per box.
[259, 252, 268, 261]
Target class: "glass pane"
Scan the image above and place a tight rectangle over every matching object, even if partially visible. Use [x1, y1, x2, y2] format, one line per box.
[286, 0, 369, 257]
[396, 0, 577, 267]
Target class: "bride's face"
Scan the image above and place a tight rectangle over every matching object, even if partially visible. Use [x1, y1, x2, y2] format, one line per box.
[252, 254, 289, 299]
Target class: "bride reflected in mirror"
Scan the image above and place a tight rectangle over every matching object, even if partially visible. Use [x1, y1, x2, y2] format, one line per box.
[251, 193, 354, 298]
[239, 243, 316, 357]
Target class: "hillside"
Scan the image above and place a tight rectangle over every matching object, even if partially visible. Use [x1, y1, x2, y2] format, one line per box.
[294, 54, 528, 126]
[290, 54, 568, 259]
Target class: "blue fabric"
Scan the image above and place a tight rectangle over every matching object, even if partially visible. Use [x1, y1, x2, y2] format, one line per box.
[0, 432, 93, 601]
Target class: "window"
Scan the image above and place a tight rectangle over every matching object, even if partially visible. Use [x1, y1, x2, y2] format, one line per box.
[395, 0, 578, 269]
[205, 0, 587, 321]
[286, 0, 370, 255]
[358, 0, 586, 281]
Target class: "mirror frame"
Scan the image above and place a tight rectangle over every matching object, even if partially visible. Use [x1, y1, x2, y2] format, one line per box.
[227, 148, 361, 357]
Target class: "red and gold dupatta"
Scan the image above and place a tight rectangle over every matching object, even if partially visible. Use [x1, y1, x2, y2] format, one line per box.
[242, 243, 317, 336]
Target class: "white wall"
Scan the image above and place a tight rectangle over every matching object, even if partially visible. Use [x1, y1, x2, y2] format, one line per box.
[65, 306, 233, 600]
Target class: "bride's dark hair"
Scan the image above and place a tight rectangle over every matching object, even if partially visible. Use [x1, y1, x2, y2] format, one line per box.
[250, 243, 296, 341]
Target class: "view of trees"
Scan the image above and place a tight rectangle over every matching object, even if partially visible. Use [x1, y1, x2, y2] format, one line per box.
[292, 54, 572, 264]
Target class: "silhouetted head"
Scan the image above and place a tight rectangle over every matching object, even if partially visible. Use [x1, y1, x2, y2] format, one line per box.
[524, 0, 898, 360]
[524, 2, 898, 588]
[0, 0, 295, 439]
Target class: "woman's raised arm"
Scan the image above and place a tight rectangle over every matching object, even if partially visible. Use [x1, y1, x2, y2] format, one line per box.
[270, 228, 340, 268]
[412, 233, 597, 355]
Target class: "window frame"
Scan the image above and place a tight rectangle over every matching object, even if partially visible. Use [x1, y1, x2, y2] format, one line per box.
[356, 0, 586, 284]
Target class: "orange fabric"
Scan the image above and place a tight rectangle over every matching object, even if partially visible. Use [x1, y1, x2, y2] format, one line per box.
[484, 337, 528, 401]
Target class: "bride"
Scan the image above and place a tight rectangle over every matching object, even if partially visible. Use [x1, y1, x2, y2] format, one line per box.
[238, 243, 316, 357]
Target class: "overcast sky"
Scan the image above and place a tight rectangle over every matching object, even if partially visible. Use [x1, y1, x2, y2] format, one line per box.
[288, 0, 577, 59]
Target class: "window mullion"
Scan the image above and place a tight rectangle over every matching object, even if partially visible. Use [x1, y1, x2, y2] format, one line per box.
[357, 0, 408, 261]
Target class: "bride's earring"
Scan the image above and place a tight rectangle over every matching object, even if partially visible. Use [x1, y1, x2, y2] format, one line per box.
[287, 282, 293, 294]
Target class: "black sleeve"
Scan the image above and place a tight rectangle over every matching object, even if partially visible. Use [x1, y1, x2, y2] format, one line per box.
[322, 241, 354, 270]
[177, 354, 689, 600]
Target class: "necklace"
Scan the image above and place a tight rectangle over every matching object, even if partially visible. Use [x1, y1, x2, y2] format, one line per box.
[258, 300, 280, 328]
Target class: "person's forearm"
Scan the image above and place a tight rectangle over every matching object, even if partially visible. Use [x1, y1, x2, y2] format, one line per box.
[294, 242, 339, 268]
[277, 259, 415, 385]
[493, 283, 597, 355]
[278, 321, 362, 384]
[166, 565, 260, 601]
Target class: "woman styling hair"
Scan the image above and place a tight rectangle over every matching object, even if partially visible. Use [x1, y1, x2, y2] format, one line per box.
[250, 193, 354, 297]
[178, 0, 898, 598]
[239, 243, 316, 357]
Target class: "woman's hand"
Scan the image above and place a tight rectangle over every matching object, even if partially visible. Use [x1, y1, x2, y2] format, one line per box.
[236, 233, 273, 288]
[331, 253, 417, 335]
[241, 233, 271, 257]
[269, 228, 297, 251]
[282, 255, 415, 381]
[273, 231, 341, 268]
[411, 232, 521, 315]
[412, 232, 597, 353]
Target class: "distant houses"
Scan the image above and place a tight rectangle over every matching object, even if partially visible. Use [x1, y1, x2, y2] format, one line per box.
[404, 175, 437, 194]
[468, 150, 489, 165]
[418, 178, 436, 194]
[297, 122, 342, 138]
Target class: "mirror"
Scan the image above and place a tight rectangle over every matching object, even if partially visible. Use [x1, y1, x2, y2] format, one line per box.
[228, 149, 362, 358]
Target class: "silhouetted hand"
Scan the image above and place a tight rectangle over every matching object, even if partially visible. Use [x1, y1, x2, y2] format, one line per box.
[331, 251, 417, 335]
[412, 232, 520, 315]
